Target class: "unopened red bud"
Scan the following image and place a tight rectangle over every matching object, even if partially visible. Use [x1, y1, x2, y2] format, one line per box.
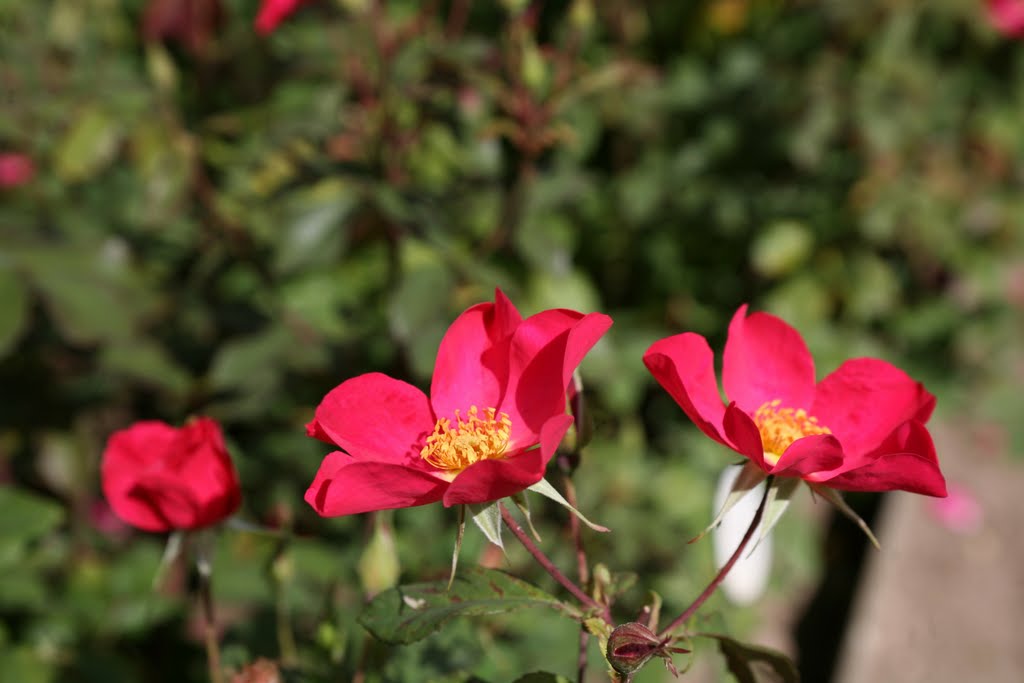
[606, 622, 662, 675]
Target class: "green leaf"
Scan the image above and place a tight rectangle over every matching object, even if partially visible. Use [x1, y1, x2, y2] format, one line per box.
[54, 107, 121, 182]
[359, 567, 581, 645]
[512, 674, 573, 683]
[528, 478, 609, 533]
[99, 341, 191, 397]
[692, 461, 766, 543]
[18, 246, 149, 346]
[750, 221, 813, 278]
[0, 486, 64, 558]
[0, 647, 56, 683]
[0, 266, 28, 358]
[700, 633, 800, 683]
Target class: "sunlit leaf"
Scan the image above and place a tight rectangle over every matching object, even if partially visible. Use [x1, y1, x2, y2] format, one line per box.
[359, 567, 582, 645]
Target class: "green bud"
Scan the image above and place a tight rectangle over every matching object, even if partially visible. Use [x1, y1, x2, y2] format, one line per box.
[358, 516, 400, 596]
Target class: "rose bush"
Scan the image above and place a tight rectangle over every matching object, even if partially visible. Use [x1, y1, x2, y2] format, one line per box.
[101, 417, 242, 532]
[304, 289, 612, 516]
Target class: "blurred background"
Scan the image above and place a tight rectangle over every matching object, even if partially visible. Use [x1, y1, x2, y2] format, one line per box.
[1, 0, 1023, 681]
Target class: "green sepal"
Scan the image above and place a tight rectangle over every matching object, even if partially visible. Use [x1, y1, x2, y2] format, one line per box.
[749, 475, 799, 553]
[692, 461, 767, 543]
[811, 484, 881, 550]
[511, 490, 542, 541]
[468, 501, 504, 550]
[641, 590, 663, 631]
[448, 505, 467, 591]
[528, 477, 609, 532]
[153, 530, 184, 590]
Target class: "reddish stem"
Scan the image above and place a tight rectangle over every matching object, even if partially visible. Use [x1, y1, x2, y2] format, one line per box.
[657, 478, 773, 640]
[499, 503, 608, 620]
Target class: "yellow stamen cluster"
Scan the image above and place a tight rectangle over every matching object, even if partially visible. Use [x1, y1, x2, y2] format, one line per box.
[420, 406, 512, 472]
[753, 399, 831, 465]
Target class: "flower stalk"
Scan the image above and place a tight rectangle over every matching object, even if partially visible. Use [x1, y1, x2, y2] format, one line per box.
[499, 502, 610, 622]
[658, 478, 773, 640]
[196, 553, 224, 683]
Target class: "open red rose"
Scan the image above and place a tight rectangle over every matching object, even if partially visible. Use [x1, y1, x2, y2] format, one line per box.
[643, 305, 946, 497]
[101, 417, 242, 532]
[305, 289, 612, 516]
[255, 0, 306, 35]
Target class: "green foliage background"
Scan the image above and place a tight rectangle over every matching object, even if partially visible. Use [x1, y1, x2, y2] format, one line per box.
[1, 0, 1022, 680]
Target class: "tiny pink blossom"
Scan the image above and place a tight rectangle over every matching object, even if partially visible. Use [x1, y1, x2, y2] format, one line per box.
[987, 0, 1024, 37]
[928, 484, 983, 534]
[0, 153, 35, 188]
[89, 499, 133, 540]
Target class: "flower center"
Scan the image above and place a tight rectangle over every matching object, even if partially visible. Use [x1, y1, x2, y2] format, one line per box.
[753, 399, 831, 465]
[420, 406, 512, 472]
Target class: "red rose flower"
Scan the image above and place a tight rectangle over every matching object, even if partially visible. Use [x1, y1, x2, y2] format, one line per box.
[987, 0, 1024, 37]
[101, 417, 242, 532]
[255, 0, 306, 35]
[643, 305, 946, 497]
[305, 289, 612, 516]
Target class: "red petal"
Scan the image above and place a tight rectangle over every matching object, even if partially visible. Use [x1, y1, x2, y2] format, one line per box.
[100, 418, 240, 531]
[255, 0, 303, 35]
[502, 310, 611, 446]
[304, 452, 448, 516]
[101, 421, 182, 531]
[722, 402, 769, 470]
[313, 373, 434, 467]
[442, 415, 571, 506]
[127, 474, 203, 530]
[812, 358, 936, 458]
[770, 434, 844, 479]
[823, 421, 947, 497]
[169, 418, 241, 526]
[722, 305, 816, 415]
[430, 290, 522, 422]
[643, 333, 728, 446]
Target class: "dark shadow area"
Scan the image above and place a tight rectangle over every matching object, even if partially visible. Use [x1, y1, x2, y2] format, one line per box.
[794, 492, 886, 682]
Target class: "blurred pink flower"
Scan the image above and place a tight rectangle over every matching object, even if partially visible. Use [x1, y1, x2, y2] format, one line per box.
[90, 499, 133, 540]
[255, 0, 306, 35]
[0, 153, 35, 188]
[928, 484, 983, 534]
[987, 0, 1024, 36]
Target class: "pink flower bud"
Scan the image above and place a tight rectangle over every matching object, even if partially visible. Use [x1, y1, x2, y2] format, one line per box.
[0, 153, 35, 188]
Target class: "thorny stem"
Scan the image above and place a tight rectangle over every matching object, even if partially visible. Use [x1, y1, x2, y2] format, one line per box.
[499, 503, 610, 621]
[196, 556, 224, 683]
[657, 478, 773, 640]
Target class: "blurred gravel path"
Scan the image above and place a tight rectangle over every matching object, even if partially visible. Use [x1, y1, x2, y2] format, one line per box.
[835, 421, 1024, 683]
